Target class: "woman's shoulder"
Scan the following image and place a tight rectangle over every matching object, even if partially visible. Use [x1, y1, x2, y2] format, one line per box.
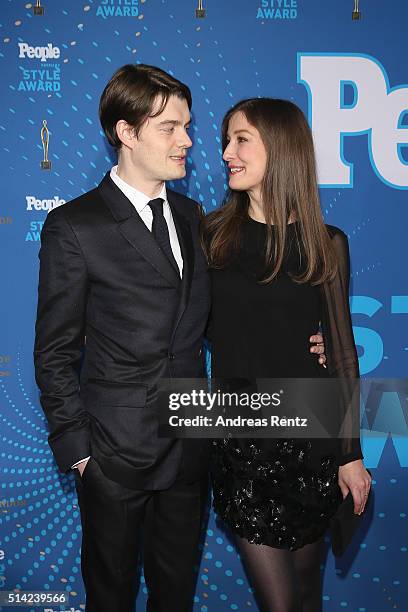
[204, 208, 222, 223]
[325, 224, 350, 251]
[204, 204, 232, 222]
[201, 203, 235, 235]
[325, 223, 347, 240]
[324, 224, 351, 270]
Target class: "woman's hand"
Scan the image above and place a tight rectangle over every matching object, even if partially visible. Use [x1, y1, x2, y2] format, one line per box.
[309, 332, 326, 366]
[338, 460, 372, 514]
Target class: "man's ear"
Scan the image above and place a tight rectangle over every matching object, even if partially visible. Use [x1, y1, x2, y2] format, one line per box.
[115, 120, 137, 150]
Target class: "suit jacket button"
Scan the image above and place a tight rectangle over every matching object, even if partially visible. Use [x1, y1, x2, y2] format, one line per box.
[168, 352, 175, 360]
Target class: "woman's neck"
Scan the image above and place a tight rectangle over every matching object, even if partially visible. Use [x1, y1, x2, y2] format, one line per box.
[247, 196, 296, 226]
[247, 193, 266, 223]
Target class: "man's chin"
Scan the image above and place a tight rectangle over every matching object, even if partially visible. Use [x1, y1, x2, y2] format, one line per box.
[166, 168, 187, 181]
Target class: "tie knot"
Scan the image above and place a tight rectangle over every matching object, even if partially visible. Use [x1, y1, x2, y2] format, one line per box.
[147, 198, 164, 216]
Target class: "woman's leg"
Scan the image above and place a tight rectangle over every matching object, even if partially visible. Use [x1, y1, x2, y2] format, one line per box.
[235, 535, 301, 612]
[235, 535, 325, 612]
[292, 537, 325, 612]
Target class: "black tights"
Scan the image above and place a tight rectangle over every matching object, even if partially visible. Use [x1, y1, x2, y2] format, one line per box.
[235, 535, 324, 612]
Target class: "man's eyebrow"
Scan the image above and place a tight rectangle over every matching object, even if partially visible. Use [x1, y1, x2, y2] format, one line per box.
[157, 119, 191, 127]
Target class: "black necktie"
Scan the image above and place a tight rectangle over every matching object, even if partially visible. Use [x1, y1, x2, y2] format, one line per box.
[147, 198, 180, 274]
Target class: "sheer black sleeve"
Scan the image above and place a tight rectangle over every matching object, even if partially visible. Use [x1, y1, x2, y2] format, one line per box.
[321, 227, 363, 466]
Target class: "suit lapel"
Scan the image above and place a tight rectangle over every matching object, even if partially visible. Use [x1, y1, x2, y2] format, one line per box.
[118, 217, 181, 287]
[98, 173, 180, 288]
[168, 193, 195, 342]
[98, 173, 196, 337]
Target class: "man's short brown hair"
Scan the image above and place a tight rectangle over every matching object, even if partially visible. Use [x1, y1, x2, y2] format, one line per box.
[99, 64, 192, 149]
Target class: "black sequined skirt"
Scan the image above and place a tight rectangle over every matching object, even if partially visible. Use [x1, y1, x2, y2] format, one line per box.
[211, 438, 342, 551]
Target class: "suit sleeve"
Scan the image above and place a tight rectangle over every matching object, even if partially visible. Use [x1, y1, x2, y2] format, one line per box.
[34, 208, 91, 472]
[322, 230, 363, 466]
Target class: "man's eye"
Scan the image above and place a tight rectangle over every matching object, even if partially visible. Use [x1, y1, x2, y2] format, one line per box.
[162, 127, 175, 133]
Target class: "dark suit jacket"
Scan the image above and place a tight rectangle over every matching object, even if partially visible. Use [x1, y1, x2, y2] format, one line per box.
[34, 173, 211, 490]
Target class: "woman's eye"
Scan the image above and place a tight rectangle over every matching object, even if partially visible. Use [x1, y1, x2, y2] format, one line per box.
[237, 137, 247, 143]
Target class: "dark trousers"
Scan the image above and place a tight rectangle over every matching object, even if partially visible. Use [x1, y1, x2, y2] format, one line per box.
[74, 457, 209, 612]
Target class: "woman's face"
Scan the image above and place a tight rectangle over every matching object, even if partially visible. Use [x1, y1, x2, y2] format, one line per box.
[223, 112, 267, 198]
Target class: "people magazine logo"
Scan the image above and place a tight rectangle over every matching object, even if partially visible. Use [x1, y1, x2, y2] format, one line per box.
[17, 42, 62, 93]
[26, 195, 66, 213]
[25, 195, 65, 243]
[257, 0, 299, 20]
[95, 0, 140, 19]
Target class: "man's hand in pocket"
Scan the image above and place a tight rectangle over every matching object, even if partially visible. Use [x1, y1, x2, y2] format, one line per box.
[76, 457, 90, 477]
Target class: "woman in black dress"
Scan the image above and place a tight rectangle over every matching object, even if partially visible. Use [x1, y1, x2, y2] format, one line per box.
[202, 99, 371, 612]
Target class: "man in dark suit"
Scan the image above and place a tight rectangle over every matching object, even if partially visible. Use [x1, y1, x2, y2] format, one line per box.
[34, 64, 326, 611]
[34, 64, 211, 612]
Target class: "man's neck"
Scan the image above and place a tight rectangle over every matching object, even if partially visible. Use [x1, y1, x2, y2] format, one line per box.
[116, 162, 164, 199]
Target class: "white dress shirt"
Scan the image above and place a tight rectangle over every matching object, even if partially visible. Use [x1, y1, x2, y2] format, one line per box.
[71, 166, 184, 470]
[110, 165, 183, 276]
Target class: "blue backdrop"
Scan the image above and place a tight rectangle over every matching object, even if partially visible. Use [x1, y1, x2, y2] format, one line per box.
[0, 1, 407, 610]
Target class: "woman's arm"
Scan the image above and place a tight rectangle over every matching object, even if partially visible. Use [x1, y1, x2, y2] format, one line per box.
[322, 228, 371, 513]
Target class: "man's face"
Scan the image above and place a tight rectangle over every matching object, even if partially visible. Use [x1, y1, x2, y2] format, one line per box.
[129, 95, 192, 183]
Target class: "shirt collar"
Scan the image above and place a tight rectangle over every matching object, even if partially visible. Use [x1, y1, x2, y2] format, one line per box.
[110, 165, 167, 214]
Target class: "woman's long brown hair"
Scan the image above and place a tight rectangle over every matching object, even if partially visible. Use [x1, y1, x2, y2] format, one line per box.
[202, 98, 337, 285]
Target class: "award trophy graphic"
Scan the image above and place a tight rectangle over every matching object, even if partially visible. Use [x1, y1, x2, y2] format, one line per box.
[352, 0, 361, 19]
[41, 120, 51, 170]
[196, 0, 206, 18]
[33, 0, 45, 16]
